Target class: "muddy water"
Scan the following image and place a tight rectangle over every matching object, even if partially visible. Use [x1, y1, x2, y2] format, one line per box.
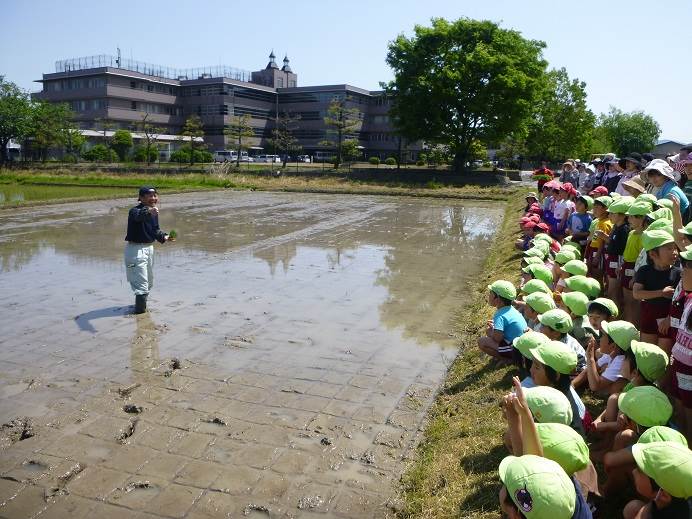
[0, 191, 502, 518]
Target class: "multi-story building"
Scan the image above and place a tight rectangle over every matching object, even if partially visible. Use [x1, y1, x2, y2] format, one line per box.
[33, 53, 422, 161]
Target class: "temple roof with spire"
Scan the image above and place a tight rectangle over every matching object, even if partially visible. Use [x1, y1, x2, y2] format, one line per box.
[281, 55, 292, 73]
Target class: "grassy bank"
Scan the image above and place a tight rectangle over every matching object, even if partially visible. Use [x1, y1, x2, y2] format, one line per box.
[0, 170, 519, 207]
[398, 196, 524, 519]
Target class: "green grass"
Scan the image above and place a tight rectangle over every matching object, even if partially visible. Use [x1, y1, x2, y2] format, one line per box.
[0, 184, 136, 206]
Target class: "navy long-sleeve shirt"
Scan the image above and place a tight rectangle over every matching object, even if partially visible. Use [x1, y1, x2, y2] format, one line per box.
[125, 203, 166, 244]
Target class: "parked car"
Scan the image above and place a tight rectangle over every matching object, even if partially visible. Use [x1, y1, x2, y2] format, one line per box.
[296, 155, 311, 163]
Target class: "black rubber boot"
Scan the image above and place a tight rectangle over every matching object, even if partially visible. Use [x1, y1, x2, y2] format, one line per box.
[134, 294, 147, 314]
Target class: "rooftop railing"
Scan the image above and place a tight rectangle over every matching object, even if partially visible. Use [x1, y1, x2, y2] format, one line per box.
[55, 55, 252, 82]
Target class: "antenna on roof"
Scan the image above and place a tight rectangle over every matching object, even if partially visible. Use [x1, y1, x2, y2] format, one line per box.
[116, 47, 121, 67]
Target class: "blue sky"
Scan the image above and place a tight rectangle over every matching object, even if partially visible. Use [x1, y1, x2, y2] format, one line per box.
[1, 0, 690, 143]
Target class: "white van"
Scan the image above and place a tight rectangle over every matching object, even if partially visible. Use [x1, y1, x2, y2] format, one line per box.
[256, 154, 281, 163]
[213, 150, 237, 162]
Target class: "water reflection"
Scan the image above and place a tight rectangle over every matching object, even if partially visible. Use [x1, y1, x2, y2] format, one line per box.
[0, 192, 502, 347]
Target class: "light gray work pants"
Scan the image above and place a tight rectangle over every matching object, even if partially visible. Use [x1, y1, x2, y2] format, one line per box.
[124, 242, 154, 296]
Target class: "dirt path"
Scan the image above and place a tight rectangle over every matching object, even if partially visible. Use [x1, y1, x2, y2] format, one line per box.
[0, 191, 502, 518]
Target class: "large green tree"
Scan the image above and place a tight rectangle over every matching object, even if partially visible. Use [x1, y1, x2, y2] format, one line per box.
[598, 107, 661, 156]
[0, 77, 34, 163]
[323, 99, 361, 168]
[385, 18, 547, 171]
[31, 101, 72, 161]
[524, 68, 595, 161]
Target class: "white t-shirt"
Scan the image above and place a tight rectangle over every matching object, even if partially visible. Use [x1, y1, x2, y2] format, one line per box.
[601, 354, 625, 382]
[597, 353, 612, 369]
[554, 200, 575, 222]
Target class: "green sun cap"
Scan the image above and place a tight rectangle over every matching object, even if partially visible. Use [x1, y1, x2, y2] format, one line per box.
[638, 426, 688, 448]
[529, 340, 578, 375]
[561, 259, 588, 277]
[680, 245, 692, 261]
[499, 455, 576, 519]
[641, 229, 675, 252]
[626, 200, 654, 216]
[577, 195, 594, 210]
[629, 340, 669, 382]
[524, 386, 573, 425]
[535, 423, 589, 474]
[561, 240, 581, 252]
[618, 385, 673, 427]
[512, 330, 549, 360]
[554, 249, 577, 265]
[645, 219, 674, 236]
[524, 247, 547, 259]
[631, 442, 692, 498]
[656, 198, 674, 210]
[538, 309, 573, 334]
[608, 196, 635, 214]
[521, 279, 552, 295]
[599, 320, 640, 351]
[649, 207, 673, 221]
[594, 195, 613, 208]
[588, 297, 619, 318]
[679, 222, 692, 237]
[521, 264, 553, 286]
[560, 291, 589, 317]
[533, 233, 553, 244]
[531, 240, 551, 253]
[564, 275, 601, 299]
[523, 256, 544, 266]
[488, 280, 517, 301]
[637, 193, 657, 205]
[523, 292, 557, 315]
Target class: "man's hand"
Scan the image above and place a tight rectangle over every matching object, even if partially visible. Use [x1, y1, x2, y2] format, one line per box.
[661, 286, 675, 299]
[149, 206, 159, 217]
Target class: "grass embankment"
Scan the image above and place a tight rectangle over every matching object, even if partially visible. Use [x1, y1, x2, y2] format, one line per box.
[398, 196, 525, 519]
[0, 170, 517, 208]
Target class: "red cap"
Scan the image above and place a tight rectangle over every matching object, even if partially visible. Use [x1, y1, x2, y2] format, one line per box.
[544, 180, 561, 190]
[559, 182, 573, 192]
[589, 186, 608, 197]
[536, 222, 550, 232]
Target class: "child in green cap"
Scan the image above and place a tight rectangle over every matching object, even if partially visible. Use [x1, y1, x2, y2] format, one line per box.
[479, 280, 528, 364]
[537, 309, 586, 372]
[621, 200, 652, 323]
[597, 386, 674, 495]
[584, 320, 639, 395]
[556, 291, 595, 349]
[632, 229, 680, 351]
[499, 378, 592, 519]
[597, 197, 633, 308]
[522, 292, 557, 332]
[585, 198, 613, 280]
[586, 297, 618, 336]
[624, 441, 692, 518]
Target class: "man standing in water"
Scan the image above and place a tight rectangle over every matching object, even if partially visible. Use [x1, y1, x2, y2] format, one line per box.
[124, 186, 171, 314]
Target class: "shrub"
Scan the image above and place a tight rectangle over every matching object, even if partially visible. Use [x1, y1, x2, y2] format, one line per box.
[385, 157, 397, 166]
[62, 154, 78, 163]
[133, 146, 159, 163]
[82, 144, 117, 162]
[415, 160, 425, 166]
[169, 147, 213, 164]
[368, 157, 381, 166]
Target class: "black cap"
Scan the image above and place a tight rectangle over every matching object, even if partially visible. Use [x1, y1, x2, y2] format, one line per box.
[138, 186, 157, 197]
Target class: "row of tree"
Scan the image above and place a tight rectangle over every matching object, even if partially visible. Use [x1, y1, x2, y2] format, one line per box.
[384, 17, 662, 169]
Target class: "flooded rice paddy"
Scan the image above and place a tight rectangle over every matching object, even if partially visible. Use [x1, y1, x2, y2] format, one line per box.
[0, 191, 502, 518]
[0, 184, 134, 206]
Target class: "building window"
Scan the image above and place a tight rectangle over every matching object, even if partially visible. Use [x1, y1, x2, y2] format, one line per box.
[131, 101, 137, 110]
[130, 81, 136, 89]
[147, 85, 154, 92]
[277, 78, 283, 87]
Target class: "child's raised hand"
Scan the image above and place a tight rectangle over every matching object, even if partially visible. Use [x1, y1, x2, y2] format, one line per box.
[511, 376, 529, 416]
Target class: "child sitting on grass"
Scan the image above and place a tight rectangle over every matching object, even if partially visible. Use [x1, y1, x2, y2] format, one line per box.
[478, 280, 527, 364]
